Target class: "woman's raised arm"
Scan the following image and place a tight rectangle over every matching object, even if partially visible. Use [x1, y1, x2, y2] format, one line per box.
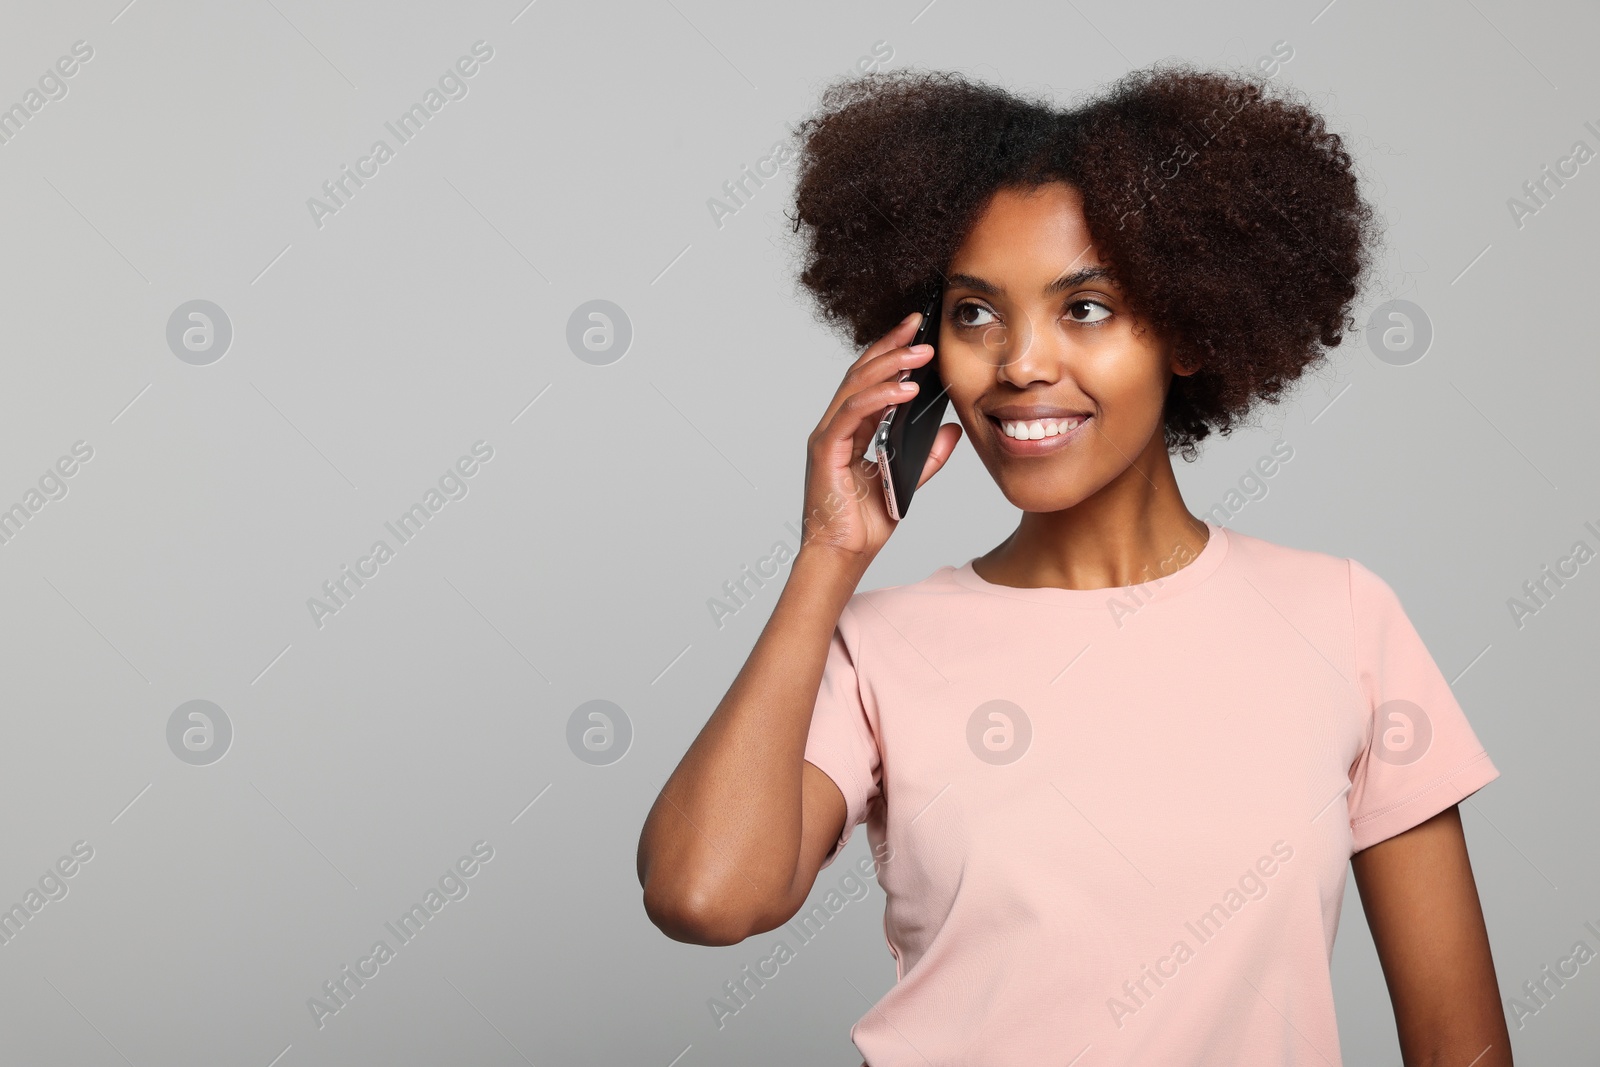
[635, 308, 961, 945]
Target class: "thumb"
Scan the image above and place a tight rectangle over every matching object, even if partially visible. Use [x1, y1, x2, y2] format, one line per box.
[915, 422, 963, 491]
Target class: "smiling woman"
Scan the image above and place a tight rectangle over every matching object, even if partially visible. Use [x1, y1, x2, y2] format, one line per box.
[638, 63, 1511, 1067]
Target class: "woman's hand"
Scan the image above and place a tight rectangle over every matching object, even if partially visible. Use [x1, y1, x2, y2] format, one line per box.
[799, 310, 964, 564]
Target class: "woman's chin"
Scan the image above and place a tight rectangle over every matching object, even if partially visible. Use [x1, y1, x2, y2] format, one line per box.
[993, 477, 1089, 515]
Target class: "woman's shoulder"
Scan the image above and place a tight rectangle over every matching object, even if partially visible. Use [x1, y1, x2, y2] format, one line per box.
[840, 561, 968, 616]
[1204, 522, 1361, 602]
[854, 560, 964, 594]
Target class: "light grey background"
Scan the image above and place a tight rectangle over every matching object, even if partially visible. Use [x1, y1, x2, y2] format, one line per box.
[0, 0, 1592, 1063]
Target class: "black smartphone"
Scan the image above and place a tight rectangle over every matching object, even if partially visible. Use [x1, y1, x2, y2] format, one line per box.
[872, 288, 949, 520]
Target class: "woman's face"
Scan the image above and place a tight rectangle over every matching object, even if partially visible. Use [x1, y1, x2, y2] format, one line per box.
[939, 181, 1194, 513]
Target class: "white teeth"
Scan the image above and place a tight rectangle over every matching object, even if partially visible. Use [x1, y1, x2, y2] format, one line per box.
[1000, 417, 1083, 439]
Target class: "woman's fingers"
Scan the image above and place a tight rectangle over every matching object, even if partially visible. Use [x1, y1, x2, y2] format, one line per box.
[823, 378, 915, 470]
[857, 311, 924, 368]
[817, 313, 926, 432]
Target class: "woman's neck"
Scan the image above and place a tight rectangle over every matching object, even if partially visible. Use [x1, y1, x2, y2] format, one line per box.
[973, 445, 1208, 592]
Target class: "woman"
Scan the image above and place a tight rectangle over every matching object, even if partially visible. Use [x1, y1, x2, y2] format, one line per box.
[637, 64, 1511, 1065]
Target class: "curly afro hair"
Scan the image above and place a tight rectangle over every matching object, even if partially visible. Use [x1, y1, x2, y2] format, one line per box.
[783, 62, 1381, 460]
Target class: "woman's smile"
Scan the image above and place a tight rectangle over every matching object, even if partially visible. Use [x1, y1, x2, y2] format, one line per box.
[988, 412, 1094, 456]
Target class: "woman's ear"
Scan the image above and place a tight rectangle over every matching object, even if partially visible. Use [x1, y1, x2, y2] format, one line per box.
[1169, 346, 1201, 377]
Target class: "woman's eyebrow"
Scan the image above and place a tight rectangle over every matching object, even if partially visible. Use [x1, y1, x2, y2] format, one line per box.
[946, 265, 1115, 296]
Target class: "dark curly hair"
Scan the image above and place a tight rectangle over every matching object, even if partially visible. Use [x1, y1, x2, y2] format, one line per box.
[783, 62, 1381, 460]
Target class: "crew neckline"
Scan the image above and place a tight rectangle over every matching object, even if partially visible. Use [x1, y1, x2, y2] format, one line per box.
[950, 520, 1230, 608]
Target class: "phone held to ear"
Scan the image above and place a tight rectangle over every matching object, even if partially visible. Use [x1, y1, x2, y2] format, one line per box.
[873, 288, 950, 520]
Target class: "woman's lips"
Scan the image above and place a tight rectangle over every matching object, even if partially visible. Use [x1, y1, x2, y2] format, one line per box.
[989, 414, 1092, 456]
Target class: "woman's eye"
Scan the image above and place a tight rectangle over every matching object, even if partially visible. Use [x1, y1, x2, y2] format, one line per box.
[1067, 299, 1111, 324]
[952, 302, 995, 328]
[951, 299, 1109, 329]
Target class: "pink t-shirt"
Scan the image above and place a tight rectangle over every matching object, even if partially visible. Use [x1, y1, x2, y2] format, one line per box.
[803, 521, 1499, 1065]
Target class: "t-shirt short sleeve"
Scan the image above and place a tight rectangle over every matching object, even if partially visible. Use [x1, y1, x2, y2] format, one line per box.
[803, 599, 881, 869]
[1345, 558, 1500, 853]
